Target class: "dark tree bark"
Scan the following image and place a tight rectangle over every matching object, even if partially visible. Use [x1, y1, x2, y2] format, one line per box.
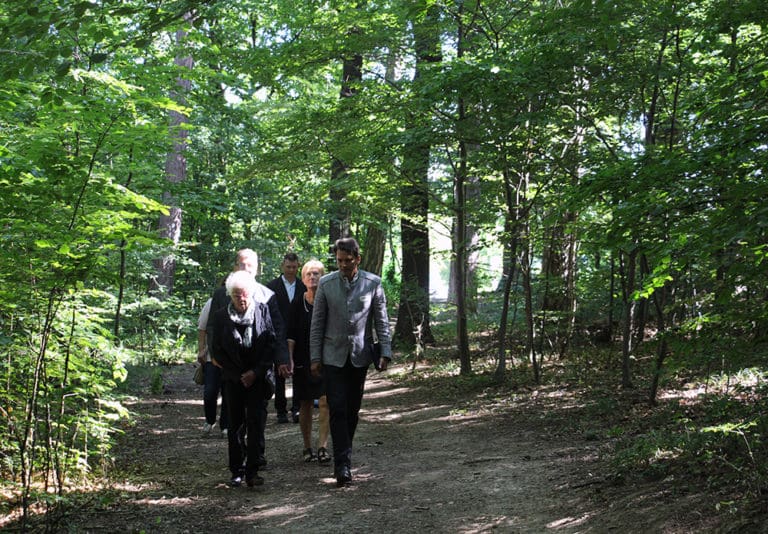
[394, 1, 440, 348]
[449, 173, 480, 312]
[619, 247, 638, 389]
[360, 224, 386, 276]
[646, 254, 670, 405]
[456, 134, 471, 375]
[494, 160, 530, 380]
[328, 54, 362, 247]
[522, 224, 539, 383]
[396, 151, 433, 344]
[150, 23, 193, 297]
[453, 2, 472, 375]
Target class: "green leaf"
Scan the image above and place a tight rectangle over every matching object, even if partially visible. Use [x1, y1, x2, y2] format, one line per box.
[91, 53, 109, 65]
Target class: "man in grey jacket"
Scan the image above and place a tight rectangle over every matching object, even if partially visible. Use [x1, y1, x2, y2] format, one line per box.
[310, 237, 392, 487]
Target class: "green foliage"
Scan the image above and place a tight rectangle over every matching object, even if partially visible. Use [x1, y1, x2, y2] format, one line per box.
[150, 369, 165, 395]
[382, 260, 402, 316]
[0, 293, 130, 497]
[1, 0, 768, 526]
[611, 385, 767, 500]
[117, 293, 196, 364]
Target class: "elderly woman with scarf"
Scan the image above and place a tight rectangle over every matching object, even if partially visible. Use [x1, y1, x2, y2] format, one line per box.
[212, 269, 290, 487]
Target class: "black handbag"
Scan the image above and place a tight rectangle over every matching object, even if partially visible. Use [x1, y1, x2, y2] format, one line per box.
[366, 340, 382, 371]
[373, 342, 382, 370]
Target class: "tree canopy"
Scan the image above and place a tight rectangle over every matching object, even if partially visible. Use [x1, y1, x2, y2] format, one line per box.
[1, 0, 766, 526]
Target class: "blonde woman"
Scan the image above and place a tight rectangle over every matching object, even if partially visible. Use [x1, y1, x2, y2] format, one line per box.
[287, 260, 331, 464]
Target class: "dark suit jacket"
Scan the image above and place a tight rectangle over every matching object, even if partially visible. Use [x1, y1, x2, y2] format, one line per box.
[266, 275, 307, 324]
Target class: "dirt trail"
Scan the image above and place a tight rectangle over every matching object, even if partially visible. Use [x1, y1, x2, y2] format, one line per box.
[64, 363, 721, 533]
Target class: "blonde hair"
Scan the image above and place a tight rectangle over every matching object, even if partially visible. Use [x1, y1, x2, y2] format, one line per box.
[301, 259, 325, 278]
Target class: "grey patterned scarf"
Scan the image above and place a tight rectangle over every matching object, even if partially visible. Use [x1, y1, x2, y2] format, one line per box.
[227, 298, 271, 348]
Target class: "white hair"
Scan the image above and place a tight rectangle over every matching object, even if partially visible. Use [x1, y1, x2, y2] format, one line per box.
[225, 270, 258, 297]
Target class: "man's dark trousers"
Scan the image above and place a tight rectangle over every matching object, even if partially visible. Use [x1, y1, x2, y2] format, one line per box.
[324, 357, 368, 475]
[273, 373, 297, 417]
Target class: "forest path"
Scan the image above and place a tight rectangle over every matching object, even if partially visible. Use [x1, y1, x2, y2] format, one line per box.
[65, 363, 714, 533]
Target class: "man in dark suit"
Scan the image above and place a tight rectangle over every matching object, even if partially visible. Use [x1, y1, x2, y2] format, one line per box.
[266, 252, 307, 423]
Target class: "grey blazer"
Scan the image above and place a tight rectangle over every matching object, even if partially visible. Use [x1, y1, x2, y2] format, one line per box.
[309, 269, 392, 368]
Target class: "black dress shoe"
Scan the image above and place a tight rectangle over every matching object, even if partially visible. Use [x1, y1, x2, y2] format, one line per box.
[246, 472, 264, 487]
[336, 466, 352, 487]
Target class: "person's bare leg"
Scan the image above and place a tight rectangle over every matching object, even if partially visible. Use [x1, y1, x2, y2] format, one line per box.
[300, 399, 313, 451]
[318, 395, 330, 450]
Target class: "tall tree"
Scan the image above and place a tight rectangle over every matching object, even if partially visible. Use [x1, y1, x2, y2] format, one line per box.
[328, 54, 362, 245]
[452, 0, 473, 375]
[394, 1, 440, 348]
[150, 16, 194, 296]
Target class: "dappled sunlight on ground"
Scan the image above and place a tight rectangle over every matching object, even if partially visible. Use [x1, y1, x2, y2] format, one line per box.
[129, 398, 211, 407]
[659, 384, 708, 401]
[17, 361, 732, 533]
[133, 495, 198, 506]
[547, 512, 593, 529]
[363, 402, 452, 423]
[363, 386, 411, 399]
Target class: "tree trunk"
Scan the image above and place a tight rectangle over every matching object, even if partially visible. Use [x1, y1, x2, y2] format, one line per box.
[448, 171, 480, 313]
[360, 224, 386, 276]
[455, 135, 471, 375]
[522, 225, 539, 383]
[453, 4, 471, 375]
[494, 195, 518, 381]
[396, 149, 433, 345]
[329, 156, 351, 246]
[608, 252, 616, 342]
[150, 22, 193, 297]
[494, 157, 529, 380]
[619, 247, 638, 388]
[539, 210, 578, 360]
[328, 54, 362, 246]
[646, 255, 670, 405]
[394, 1, 439, 348]
[465, 173, 481, 314]
[114, 145, 134, 338]
[562, 216, 579, 358]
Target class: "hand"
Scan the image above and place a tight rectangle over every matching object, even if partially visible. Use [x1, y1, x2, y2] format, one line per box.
[240, 369, 256, 388]
[277, 364, 290, 379]
[378, 357, 390, 372]
[211, 358, 222, 369]
[311, 361, 322, 377]
[196, 351, 206, 365]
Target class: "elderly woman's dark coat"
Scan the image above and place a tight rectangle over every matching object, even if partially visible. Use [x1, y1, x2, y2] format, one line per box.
[211, 283, 288, 480]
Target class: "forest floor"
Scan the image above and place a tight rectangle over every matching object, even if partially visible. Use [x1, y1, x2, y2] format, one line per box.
[13, 360, 764, 533]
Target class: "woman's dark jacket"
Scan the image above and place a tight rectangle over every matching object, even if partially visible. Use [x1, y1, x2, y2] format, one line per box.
[211, 284, 289, 383]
